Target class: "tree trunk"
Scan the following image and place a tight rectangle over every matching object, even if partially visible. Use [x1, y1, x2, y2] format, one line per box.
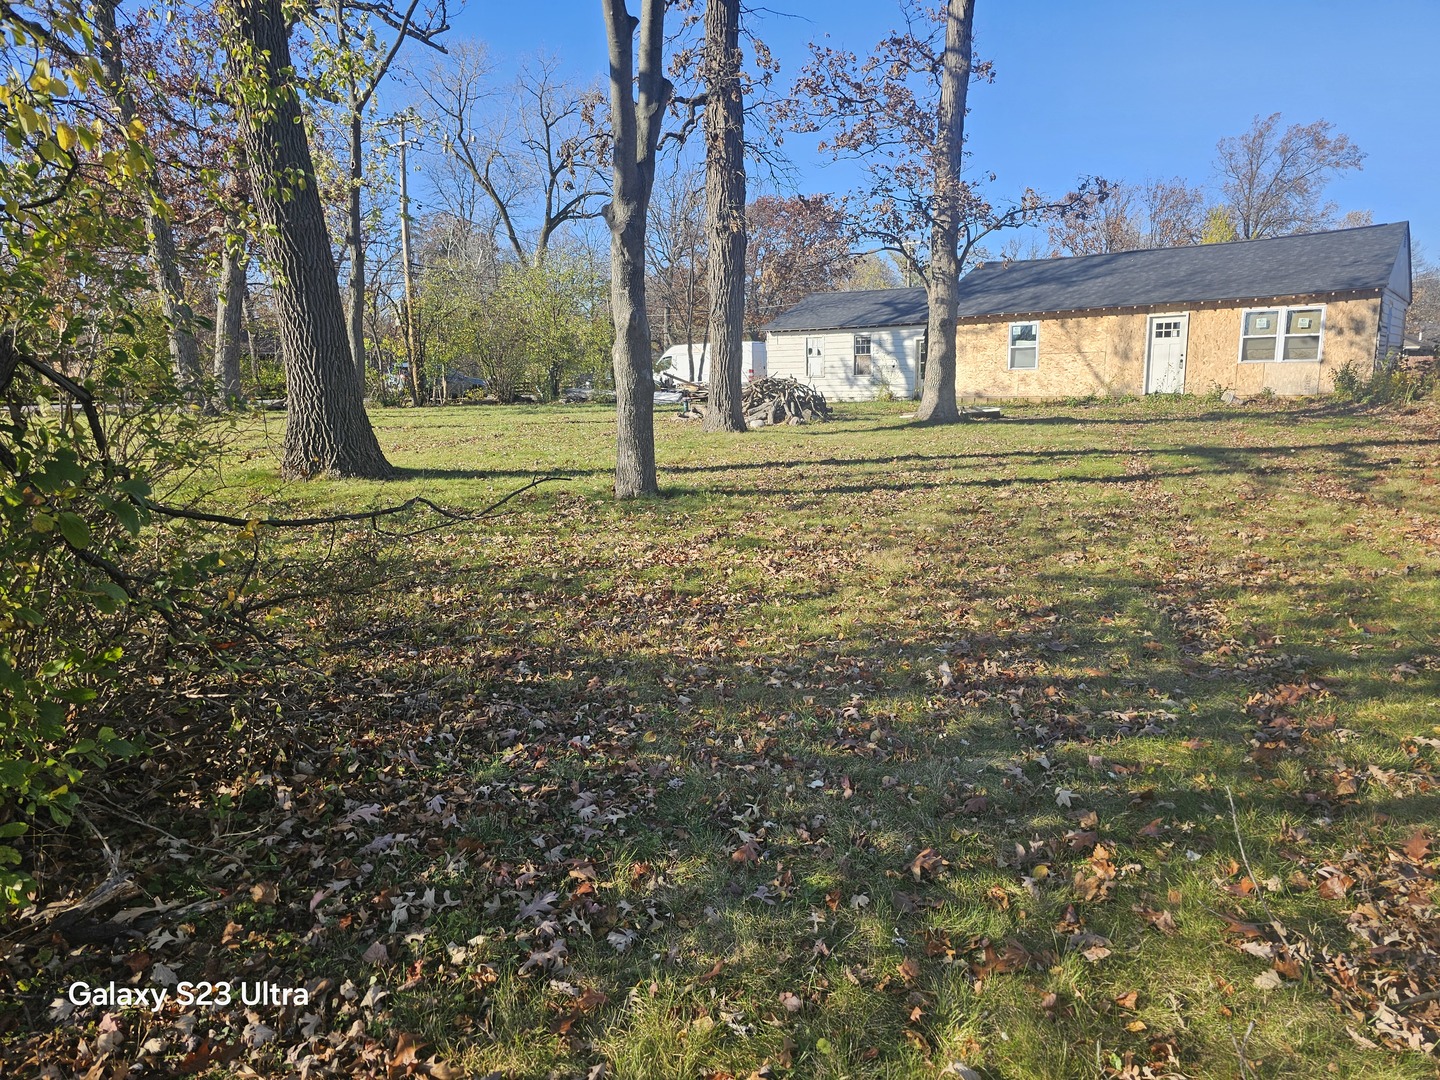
[214, 230, 246, 403]
[94, 0, 205, 401]
[914, 0, 973, 424]
[242, 285, 260, 382]
[346, 109, 368, 387]
[602, 0, 670, 498]
[223, 0, 391, 478]
[701, 0, 747, 433]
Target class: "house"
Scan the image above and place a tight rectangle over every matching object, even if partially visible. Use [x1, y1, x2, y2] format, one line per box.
[763, 222, 1412, 401]
[761, 287, 927, 401]
[951, 222, 1411, 399]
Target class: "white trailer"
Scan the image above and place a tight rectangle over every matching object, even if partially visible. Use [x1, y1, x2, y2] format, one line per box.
[655, 341, 767, 385]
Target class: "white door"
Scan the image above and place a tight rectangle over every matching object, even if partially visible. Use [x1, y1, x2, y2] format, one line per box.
[1145, 314, 1188, 394]
[805, 336, 824, 381]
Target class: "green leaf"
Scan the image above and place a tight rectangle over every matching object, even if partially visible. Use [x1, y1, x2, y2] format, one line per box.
[0, 759, 33, 787]
[56, 511, 90, 548]
[110, 499, 141, 535]
[0, 823, 28, 839]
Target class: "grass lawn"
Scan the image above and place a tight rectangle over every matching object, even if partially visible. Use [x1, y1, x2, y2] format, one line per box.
[10, 395, 1440, 1078]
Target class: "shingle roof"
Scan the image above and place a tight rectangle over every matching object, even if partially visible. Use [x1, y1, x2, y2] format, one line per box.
[761, 287, 928, 332]
[953, 222, 1410, 318]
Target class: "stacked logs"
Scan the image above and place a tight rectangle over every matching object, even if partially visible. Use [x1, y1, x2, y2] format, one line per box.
[677, 377, 831, 426]
[742, 377, 831, 426]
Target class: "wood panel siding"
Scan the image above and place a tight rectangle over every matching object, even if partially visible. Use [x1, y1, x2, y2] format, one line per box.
[954, 296, 1383, 400]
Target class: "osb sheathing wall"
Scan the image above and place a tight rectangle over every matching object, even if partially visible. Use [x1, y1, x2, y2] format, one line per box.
[954, 296, 1382, 400]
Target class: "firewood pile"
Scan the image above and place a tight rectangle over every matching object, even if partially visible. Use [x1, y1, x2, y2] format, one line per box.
[676, 377, 831, 426]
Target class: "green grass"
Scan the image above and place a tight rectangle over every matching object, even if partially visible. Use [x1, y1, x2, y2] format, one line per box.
[20, 395, 1440, 1078]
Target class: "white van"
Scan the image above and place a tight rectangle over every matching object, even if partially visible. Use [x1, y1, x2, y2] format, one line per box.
[656, 341, 767, 385]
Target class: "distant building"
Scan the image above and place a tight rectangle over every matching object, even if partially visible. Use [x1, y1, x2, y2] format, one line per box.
[764, 223, 1413, 400]
[761, 287, 927, 401]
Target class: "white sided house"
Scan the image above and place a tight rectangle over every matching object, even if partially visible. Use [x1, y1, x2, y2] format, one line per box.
[761, 288, 928, 401]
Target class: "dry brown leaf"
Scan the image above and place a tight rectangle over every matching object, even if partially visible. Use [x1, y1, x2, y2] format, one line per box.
[732, 840, 762, 864]
[1318, 870, 1353, 900]
[250, 882, 278, 905]
[575, 986, 608, 1012]
[1402, 828, 1432, 863]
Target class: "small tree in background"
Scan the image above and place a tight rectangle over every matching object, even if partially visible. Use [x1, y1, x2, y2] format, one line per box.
[745, 194, 856, 333]
[1215, 113, 1365, 239]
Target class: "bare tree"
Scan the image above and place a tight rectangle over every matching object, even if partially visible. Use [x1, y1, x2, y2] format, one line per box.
[1049, 177, 1204, 255]
[1409, 249, 1439, 343]
[420, 47, 609, 266]
[788, 0, 1103, 423]
[647, 161, 708, 370]
[913, 0, 972, 423]
[1215, 113, 1365, 239]
[222, 0, 392, 478]
[701, 0, 746, 432]
[601, 0, 670, 498]
[309, 0, 449, 384]
[1139, 177, 1206, 248]
[1049, 182, 1140, 256]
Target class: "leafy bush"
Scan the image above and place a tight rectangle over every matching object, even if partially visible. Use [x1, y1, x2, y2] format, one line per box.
[0, 11, 232, 903]
[1333, 354, 1435, 405]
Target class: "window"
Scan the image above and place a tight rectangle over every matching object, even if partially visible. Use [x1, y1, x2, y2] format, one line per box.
[1239, 305, 1324, 362]
[805, 336, 824, 378]
[1008, 321, 1038, 370]
[853, 334, 872, 376]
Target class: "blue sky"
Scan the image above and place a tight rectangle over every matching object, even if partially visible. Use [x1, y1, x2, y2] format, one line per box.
[437, 0, 1440, 264]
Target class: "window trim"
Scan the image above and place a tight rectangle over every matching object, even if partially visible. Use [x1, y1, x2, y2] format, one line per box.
[853, 333, 873, 377]
[1008, 320, 1040, 370]
[1237, 303, 1326, 364]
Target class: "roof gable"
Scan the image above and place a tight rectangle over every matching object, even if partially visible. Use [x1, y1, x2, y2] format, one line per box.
[953, 222, 1411, 319]
[762, 287, 927, 332]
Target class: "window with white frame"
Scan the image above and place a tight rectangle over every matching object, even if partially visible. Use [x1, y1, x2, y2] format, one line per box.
[1239, 305, 1324, 362]
[853, 334, 872, 376]
[805, 336, 824, 378]
[1008, 321, 1039, 370]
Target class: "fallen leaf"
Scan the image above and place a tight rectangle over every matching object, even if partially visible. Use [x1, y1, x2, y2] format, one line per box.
[778, 991, 803, 1013]
[1402, 828, 1432, 863]
[909, 847, 947, 880]
[362, 940, 389, 965]
[250, 882, 278, 905]
[1114, 990, 1139, 1010]
[732, 840, 762, 864]
[1253, 969, 1282, 990]
[1317, 871, 1353, 900]
[575, 986, 608, 1012]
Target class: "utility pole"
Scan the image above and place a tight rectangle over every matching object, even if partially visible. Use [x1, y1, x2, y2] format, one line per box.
[395, 115, 422, 406]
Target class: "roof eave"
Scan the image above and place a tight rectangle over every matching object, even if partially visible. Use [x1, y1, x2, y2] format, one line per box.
[954, 288, 1385, 323]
